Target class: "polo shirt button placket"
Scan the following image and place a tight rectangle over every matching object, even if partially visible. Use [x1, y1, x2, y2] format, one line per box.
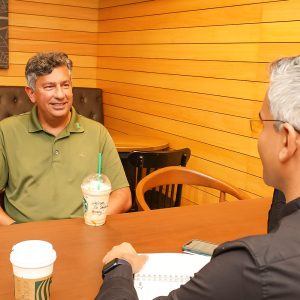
[55, 149, 59, 156]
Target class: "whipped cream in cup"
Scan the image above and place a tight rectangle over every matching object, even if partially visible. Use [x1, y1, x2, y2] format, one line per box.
[81, 173, 111, 226]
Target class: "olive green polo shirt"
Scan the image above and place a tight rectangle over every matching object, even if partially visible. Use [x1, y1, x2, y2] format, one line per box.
[0, 106, 129, 222]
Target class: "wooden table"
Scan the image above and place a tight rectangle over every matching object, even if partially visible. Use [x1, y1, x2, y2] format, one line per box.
[110, 131, 169, 152]
[0, 198, 271, 300]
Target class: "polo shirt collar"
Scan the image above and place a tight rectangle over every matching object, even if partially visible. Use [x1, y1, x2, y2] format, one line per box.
[28, 105, 42, 132]
[28, 106, 84, 133]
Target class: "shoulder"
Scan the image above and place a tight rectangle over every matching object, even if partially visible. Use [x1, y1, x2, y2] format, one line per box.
[77, 115, 108, 135]
[0, 112, 30, 130]
[214, 212, 300, 267]
[77, 114, 105, 129]
[213, 235, 269, 267]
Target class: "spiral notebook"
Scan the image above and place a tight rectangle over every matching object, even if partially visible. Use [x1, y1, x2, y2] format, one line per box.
[134, 253, 211, 300]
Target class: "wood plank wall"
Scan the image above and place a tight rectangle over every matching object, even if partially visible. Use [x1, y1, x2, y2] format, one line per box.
[98, 0, 300, 204]
[1, 0, 300, 204]
[0, 0, 99, 87]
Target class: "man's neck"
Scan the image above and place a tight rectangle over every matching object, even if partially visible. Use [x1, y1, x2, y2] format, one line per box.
[283, 190, 300, 203]
[39, 111, 71, 137]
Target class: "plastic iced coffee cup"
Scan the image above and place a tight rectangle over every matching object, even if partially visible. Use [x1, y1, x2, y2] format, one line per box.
[81, 173, 111, 226]
[10, 240, 57, 300]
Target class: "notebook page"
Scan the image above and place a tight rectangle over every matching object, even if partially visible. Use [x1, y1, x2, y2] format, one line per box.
[134, 253, 211, 300]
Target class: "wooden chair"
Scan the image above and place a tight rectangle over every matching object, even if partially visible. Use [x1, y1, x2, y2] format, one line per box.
[136, 166, 249, 211]
[127, 148, 191, 211]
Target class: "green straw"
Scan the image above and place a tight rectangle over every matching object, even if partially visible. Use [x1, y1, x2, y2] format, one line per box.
[97, 152, 102, 190]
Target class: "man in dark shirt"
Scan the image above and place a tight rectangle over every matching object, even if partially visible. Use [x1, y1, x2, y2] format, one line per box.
[96, 55, 300, 299]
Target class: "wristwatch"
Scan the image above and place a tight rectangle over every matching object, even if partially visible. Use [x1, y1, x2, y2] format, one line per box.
[102, 258, 130, 278]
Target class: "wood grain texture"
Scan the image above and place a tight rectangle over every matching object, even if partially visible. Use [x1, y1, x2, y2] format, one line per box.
[98, 22, 300, 44]
[104, 116, 263, 176]
[10, 26, 99, 44]
[2, 0, 100, 86]
[99, 0, 285, 20]
[98, 43, 300, 62]
[99, 57, 269, 81]
[104, 105, 258, 156]
[0, 199, 271, 298]
[9, 39, 98, 56]
[98, 0, 297, 201]
[103, 93, 253, 136]
[20, 0, 100, 8]
[98, 68, 267, 100]
[9, 13, 98, 32]
[100, 0, 152, 9]
[99, 4, 263, 32]
[98, 80, 261, 118]
[1, 0, 297, 202]
[99, 1, 299, 32]
[10, 0, 99, 20]
[5, 52, 97, 67]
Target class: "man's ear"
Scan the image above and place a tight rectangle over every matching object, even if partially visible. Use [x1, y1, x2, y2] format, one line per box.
[25, 86, 36, 104]
[279, 123, 298, 163]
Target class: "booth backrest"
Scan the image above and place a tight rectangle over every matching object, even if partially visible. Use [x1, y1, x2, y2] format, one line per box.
[0, 86, 103, 123]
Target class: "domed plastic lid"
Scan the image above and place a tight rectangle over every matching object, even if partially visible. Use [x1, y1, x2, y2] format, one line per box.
[10, 240, 57, 269]
[81, 173, 111, 193]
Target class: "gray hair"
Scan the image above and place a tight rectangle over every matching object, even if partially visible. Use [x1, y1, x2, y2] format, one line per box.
[268, 55, 300, 131]
[25, 52, 73, 90]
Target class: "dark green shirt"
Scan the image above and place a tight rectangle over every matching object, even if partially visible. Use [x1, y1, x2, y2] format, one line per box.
[0, 106, 128, 222]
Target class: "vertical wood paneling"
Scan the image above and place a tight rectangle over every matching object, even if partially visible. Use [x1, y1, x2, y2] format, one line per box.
[98, 0, 298, 203]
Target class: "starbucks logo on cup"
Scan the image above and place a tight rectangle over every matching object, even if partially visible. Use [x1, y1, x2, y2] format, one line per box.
[35, 276, 52, 300]
[83, 197, 88, 213]
[10, 240, 57, 300]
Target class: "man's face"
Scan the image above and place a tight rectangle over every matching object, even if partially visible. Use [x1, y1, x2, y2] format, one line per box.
[27, 66, 73, 124]
[258, 95, 282, 188]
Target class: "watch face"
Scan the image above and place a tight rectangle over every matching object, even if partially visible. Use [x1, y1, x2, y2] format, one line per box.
[104, 258, 119, 270]
[102, 258, 129, 278]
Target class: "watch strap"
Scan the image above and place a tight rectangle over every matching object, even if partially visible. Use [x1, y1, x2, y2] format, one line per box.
[102, 258, 130, 279]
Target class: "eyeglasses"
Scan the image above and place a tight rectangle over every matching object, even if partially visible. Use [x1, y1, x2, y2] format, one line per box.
[250, 119, 284, 138]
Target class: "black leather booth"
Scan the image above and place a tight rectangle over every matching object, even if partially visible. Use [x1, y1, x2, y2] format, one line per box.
[0, 86, 103, 123]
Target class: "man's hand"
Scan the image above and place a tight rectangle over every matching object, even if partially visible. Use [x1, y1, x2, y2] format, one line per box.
[103, 242, 148, 274]
[0, 207, 15, 225]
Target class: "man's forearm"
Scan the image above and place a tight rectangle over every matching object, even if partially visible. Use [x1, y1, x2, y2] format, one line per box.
[107, 187, 132, 214]
[0, 207, 15, 225]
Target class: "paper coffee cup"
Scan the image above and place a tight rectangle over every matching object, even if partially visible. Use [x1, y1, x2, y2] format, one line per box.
[81, 173, 111, 226]
[10, 240, 57, 300]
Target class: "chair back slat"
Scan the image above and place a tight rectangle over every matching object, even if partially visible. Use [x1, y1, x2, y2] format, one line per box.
[127, 148, 191, 211]
[136, 166, 249, 211]
[220, 191, 226, 202]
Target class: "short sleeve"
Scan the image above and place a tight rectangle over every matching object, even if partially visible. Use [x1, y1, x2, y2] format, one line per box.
[100, 128, 129, 191]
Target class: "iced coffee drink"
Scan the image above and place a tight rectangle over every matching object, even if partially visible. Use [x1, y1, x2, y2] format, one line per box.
[81, 173, 111, 226]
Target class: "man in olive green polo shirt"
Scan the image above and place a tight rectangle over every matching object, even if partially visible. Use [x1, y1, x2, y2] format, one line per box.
[0, 52, 131, 225]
